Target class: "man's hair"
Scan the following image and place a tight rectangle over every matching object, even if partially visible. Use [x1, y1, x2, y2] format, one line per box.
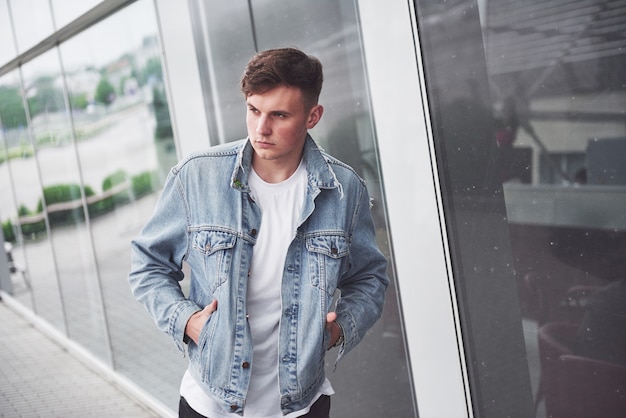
[240, 47, 323, 108]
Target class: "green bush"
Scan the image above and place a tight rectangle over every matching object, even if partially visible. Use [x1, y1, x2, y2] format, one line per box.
[153, 87, 173, 139]
[2, 219, 15, 243]
[87, 197, 113, 217]
[15, 203, 45, 238]
[70, 92, 89, 110]
[131, 171, 156, 198]
[37, 184, 84, 209]
[102, 169, 132, 206]
[95, 77, 116, 105]
[36, 183, 94, 226]
[18, 204, 30, 217]
[15, 171, 160, 241]
[102, 169, 128, 191]
[88, 170, 126, 216]
[0, 85, 28, 129]
[20, 219, 46, 237]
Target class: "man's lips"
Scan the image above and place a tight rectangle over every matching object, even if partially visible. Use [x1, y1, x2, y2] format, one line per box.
[254, 139, 274, 147]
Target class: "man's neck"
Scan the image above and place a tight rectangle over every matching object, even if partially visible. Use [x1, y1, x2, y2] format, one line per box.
[252, 159, 301, 183]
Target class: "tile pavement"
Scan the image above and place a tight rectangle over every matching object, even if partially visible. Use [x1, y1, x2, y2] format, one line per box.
[0, 295, 166, 417]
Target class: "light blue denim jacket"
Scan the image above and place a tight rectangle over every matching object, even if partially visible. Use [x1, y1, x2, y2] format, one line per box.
[128, 136, 389, 415]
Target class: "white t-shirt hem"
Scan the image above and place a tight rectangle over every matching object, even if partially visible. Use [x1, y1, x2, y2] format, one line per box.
[180, 369, 334, 418]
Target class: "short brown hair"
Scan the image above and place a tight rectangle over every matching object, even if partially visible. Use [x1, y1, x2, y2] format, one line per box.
[240, 48, 323, 108]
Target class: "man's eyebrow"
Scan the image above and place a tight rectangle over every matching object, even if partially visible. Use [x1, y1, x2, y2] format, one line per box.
[246, 103, 292, 116]
[272, 109, 292, 116]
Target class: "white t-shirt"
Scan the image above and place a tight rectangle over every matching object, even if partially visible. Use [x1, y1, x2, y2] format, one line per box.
[180, 161, 333, 417]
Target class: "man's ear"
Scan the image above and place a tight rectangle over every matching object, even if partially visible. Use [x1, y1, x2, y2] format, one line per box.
[306, 104, 324, 129]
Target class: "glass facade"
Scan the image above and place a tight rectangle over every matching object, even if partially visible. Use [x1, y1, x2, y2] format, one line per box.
[0, 0, 16, 66]
[1, 0, 414, 414]
[10, 0, 55, 54]
[414, 0, 626, 416]
[1, 0, 625, 416]
[1, 0, 183, 409]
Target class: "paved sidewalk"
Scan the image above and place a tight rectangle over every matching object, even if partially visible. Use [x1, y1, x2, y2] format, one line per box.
[0, 297, 162, 417]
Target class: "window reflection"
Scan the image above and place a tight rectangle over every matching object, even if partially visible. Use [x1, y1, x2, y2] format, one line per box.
[0, 68, 66, 332]
[21, 48, 111, 361]
[60, 0, 182, 407]
[480, 1, 626, 417]
[0, 0, 16, 66]
[414, 0, 625, 415]
[2, 0, 182, 409]
[0, 73, 32, 306]
[9, 0, 54, 53]
[50, 0, 103, 29]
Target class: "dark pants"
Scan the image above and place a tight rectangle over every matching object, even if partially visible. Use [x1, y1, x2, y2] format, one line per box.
[179, 395, 331, 418]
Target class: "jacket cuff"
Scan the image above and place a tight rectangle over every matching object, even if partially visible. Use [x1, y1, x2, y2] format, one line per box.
[171, 301, 203, 353]
[332, 315, 356, 368]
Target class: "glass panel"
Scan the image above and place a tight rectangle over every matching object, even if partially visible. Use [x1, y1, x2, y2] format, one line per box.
[414, 0, 626, 416]
[0, 68, 66, 331]
[253, 3, 415, 416]
[0, 75, 31, 304]
[60, 0, 182, 407]
[0, 0, 16, 66]
[191, 0, 416, 416]
[21, 49, 111, 361]
[9, 0, 54, 53]
[483, 2, 626, 417]
[50, 0, 103, 29]
[189, 0, 255, 144]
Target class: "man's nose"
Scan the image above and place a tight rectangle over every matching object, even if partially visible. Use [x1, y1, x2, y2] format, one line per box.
[256, 115, 271, 135]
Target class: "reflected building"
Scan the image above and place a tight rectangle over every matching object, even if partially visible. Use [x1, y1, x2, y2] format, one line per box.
[0, 0, 625, 417]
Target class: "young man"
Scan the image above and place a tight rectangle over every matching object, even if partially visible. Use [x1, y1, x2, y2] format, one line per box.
[128, 48, 389, 418]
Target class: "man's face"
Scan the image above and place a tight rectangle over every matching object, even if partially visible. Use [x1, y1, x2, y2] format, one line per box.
[246, 85, 323, 175]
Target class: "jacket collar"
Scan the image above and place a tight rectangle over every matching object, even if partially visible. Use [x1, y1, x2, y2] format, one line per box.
[230, 134, 343, 197]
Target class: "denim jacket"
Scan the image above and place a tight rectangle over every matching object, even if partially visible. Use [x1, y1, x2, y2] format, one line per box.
[128, 135, 389, 415]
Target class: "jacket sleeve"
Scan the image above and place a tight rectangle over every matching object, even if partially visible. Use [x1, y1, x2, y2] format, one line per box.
[334, 182, 390, 360]
[128, 168, 201, 353]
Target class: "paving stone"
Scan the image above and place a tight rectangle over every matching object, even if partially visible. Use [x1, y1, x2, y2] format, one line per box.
[0, 301, 161, 417]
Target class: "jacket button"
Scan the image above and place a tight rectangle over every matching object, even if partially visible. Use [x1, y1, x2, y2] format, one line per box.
[331, 247, 338, 255]
[242, 361, 250, 369]
[230, 404, 238, 411]
[250, 229, 257, 237]
[205, 244, 211, 251]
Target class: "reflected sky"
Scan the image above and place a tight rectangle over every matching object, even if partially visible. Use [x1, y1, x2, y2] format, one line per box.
[60, 2, 158, 71]
[6, 0, 157, 74]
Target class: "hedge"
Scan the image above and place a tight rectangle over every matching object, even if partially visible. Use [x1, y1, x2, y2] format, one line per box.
[6, 170, 158, 242]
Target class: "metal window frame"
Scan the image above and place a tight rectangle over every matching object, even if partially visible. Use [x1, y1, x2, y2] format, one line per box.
[357, 0, 473, 416]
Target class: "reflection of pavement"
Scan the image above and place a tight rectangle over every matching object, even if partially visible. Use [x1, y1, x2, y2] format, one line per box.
[326, 318, 415, 417]
[7, 189, 415, 416]
[0, 294, 163, 417]
[8, 191, 187, 412]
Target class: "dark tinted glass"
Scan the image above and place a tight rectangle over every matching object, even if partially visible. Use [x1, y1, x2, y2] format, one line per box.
[414, 0, 626, 416]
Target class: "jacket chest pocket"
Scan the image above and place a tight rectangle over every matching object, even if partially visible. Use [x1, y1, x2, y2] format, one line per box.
[306, 234, 350, 295]
[192, 230, 237, 293]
